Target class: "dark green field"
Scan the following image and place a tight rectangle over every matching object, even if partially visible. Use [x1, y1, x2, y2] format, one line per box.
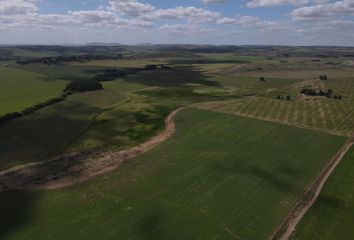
[0, 108, 346, 240]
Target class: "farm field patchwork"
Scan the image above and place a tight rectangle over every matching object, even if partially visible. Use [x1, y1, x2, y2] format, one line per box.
[291, 147, 354, 240]
[0, 108, 346, 240]
[1, 45, 354, 240]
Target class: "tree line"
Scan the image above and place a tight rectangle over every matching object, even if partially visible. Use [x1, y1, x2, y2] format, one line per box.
[16, 54, 123, 65]
[301, 88, 342, 99]
[0, 92, 72, 124]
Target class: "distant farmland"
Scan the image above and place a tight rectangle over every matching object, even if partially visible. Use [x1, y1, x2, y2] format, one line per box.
[1, 46, 354, 240]
[0, 108, 345, 240]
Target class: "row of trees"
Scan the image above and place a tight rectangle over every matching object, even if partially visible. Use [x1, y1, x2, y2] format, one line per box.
[94, 68, 138, 82]
[301, 88, 342, 99]
[64, 79, 103, 92]
[94, 64, 172, 82]
[16, 54, 123, 65]
[0, 92, 72, 124]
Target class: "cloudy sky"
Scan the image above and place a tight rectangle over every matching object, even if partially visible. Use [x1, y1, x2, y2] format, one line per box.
[1, 0, 354, 45]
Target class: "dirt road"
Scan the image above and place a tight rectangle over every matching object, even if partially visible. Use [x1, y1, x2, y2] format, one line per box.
[269, 136, 354, 240]
[0, 107, 184, 191]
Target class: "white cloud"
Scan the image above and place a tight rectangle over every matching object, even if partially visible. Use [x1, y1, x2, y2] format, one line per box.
[246, 0, 329, 8]
[201, 0, 227, 4]
[153, 7, 219, 22]
[108, 0, 155, 16]
[292, 0, 354, 20]
[159, 24, 216, 34]
[0, 0, 38, 15]
[217, 15, 287, 30]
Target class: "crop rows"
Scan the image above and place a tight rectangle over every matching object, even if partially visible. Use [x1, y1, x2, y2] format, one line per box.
[199, 97, 354, 136]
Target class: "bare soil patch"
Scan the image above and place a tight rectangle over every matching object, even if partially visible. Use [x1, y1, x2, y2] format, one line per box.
[0, 108, 183, 191]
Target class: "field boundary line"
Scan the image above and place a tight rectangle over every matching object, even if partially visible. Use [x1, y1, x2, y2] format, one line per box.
[268, 135, 354, 240]
[0, 107, 184, 191]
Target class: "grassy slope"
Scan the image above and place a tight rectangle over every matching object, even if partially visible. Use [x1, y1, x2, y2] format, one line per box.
[0, 108, 345, 240]
[0, 65, 227, 170]
[0, 85, 126, 170]
[292, 147, 354, 240]
[0, 67, 66, 115]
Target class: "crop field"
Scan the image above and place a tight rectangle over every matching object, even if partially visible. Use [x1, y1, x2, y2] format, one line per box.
[197, 97, 354, 136]
[0, 66, 66, 115]
[291, 147, 354, 240]
[0, 108, 346, 240]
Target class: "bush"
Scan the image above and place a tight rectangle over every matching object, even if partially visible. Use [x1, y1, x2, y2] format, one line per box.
[144, 64, 158, 70]
[64, 79, 103, 92]
[319, 74, 328, 80]
[94, 69, 128, 82]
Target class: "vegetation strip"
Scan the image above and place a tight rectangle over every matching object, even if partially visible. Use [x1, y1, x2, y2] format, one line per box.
[0, 107, 183, 191]
[269, 135, 354, 240]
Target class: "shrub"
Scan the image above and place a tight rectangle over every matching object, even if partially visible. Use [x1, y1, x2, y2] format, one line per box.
[64, 79, 103, 92]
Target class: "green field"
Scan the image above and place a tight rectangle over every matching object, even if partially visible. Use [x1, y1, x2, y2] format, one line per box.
[0, 108, 346, 240]
[0, 67, 66, 115]
[291, 147, 354, 240]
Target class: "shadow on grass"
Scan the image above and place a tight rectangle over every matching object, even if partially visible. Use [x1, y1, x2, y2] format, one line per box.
[249, 166, 296, 192]
[316, 194, 343, 210]
[0, 101, 101, 171]
[124, 66, 220, 88]
[211, 161, 297, 193]
[0, 190, 40, 239]
[137, 208, 168, 240]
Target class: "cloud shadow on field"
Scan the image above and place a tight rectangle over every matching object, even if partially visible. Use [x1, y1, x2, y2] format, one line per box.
[0, 190, 40, 239]
[123, 66, 220, 88]
[137, 208, 167, 240]
[248, 166, 297, 193]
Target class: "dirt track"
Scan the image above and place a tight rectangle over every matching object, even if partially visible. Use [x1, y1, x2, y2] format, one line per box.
[269, 136, 354, 240]
[0, 107, 183, 191]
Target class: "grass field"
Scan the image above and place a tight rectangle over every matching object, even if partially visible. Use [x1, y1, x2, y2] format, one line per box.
[0, 65, 230, 170]
[0, 67, 66, 115]
[0, 108, 346, 240]
[291, 147, 354, 240]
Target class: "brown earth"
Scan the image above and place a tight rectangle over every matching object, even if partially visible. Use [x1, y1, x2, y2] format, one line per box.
[0, 107, 183, 191]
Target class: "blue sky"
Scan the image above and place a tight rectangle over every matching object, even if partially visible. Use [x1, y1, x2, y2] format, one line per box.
[1, 0, 354, 46]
